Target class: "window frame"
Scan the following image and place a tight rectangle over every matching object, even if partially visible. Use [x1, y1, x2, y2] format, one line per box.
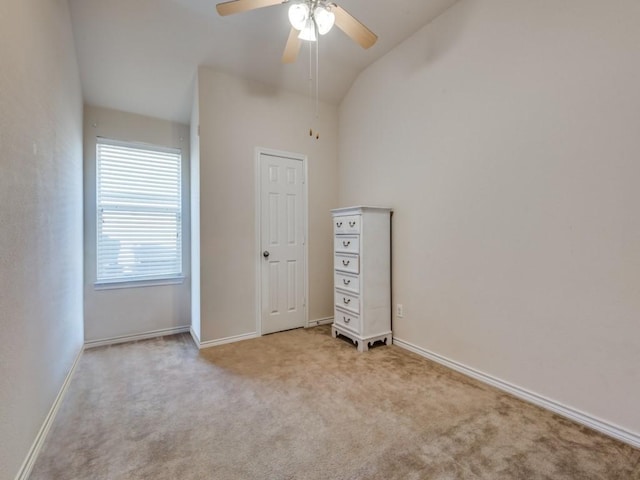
[94, 137, 184, 289]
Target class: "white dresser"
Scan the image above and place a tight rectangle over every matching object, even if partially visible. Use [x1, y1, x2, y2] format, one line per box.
[331, 206, 392, 352]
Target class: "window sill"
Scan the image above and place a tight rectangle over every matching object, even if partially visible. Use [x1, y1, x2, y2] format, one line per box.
[94, 276, 185, 291]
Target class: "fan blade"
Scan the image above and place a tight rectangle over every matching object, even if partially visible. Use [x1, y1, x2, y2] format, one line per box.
[331, 3, 377, 49]
[216, 0, 283, 16]
[282, 28, 302, 64]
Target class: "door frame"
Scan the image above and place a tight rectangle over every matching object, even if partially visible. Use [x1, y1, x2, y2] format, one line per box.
[254, 147, 309, 336]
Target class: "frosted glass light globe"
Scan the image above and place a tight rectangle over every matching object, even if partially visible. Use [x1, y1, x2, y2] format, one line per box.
[314, 6, 335, 35]
[298, 17, 317, 41]
[288, 3, 309, 31]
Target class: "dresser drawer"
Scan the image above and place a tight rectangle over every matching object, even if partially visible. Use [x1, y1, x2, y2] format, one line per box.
[334, 253, 359, 274]
[335, 289, 360, 314]
[334, 215, 360, 234]
[335, 272, 359, 294]
[334, 235, 359, 254]
[334, 308, 360, 333]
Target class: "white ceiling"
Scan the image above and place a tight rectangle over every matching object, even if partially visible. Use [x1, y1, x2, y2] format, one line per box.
[68, 0, 459, 124]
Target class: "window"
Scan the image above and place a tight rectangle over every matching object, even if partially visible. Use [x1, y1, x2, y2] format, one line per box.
[96, 139, 182, 285]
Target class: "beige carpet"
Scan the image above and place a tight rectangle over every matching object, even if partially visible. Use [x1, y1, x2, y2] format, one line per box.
[30, 326, 639, 479]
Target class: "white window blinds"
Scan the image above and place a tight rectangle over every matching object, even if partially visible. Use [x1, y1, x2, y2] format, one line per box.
[96, 140, 182, 284]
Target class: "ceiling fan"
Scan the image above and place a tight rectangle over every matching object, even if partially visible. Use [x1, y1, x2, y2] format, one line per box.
[215, 0, 378, 63]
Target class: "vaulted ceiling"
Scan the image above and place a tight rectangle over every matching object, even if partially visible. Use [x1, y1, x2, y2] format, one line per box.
[69, 0, 459, 123]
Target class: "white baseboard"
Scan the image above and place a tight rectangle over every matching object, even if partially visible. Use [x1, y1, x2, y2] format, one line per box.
[189, 327, 201, 347]
[197, 331, 259, 349]
[194, 319, 332, 349]
[84, 326, 190, 349]
[308, 316, 333, 327]
[14, 345, 84, 480]
[392, 337, 640, 449]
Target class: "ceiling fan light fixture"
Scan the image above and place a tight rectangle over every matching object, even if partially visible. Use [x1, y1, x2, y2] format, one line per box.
[314, 6, 335, 35]
[298, 17, 317, 42]
[288, 3, 309, 31]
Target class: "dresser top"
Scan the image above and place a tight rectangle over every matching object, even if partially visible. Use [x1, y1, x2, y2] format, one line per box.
[331, 206, 392, 216]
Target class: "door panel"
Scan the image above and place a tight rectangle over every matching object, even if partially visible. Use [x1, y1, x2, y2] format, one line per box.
[287, 260, 297, 311]
[269, 261, 280, 314]
[268, 193, 279, 245]
[260, 153, 306, 334]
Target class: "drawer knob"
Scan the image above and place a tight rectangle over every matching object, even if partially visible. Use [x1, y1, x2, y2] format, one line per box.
[343, 316, 351, 324]
[342, 240, 351, 247]
[349, 221, 356, 227]
[343, 298, 351, 304]
[342, 260, 350, 267]
[336, 221, 343, 227]
[343, 279, 351, 285]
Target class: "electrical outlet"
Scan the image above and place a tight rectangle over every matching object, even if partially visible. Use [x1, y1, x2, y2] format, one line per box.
[396, 304, 404, 318]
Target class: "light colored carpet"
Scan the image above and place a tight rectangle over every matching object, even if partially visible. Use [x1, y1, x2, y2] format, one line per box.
[30, 326, 639, 479]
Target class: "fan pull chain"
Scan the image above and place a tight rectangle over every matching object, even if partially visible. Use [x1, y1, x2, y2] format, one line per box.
[316, 31, 319, 120]
[309, 23, 320, 140]
[308, 39, 313, 100]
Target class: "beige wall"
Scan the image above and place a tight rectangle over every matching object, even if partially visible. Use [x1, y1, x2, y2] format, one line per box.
[0, 0, 84, 478]
[83, 106, 191, 342]
[190, 79, 201, 340]
[195, 68, 338, 343]
[339, 1, 640, 436]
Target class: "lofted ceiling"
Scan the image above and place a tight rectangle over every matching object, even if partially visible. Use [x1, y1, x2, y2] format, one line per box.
[68, 0, 459, 124]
